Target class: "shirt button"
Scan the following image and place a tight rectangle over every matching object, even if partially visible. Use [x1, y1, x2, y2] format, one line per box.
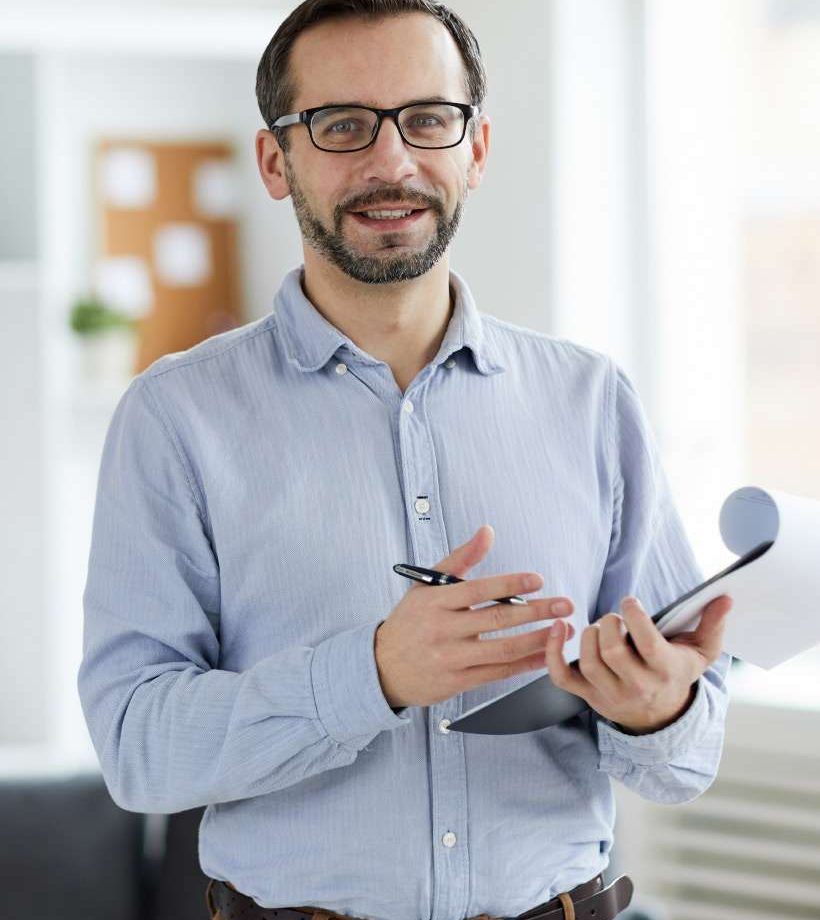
[438, 718, 451, 734]
[442, 832, 457, 848]
[335, 363, 347, 375]
[414, 498, 430, 514]
[403, 399, 414, 414]
[445, 358, 456, 369]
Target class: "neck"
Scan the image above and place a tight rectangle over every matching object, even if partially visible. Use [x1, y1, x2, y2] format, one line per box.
[300, 249, 454, 393]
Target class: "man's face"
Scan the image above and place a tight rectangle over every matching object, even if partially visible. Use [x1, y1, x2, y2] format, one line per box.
[271, 12, 489, 284]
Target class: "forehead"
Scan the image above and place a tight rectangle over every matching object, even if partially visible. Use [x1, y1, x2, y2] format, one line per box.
[288, 12, 468, 108]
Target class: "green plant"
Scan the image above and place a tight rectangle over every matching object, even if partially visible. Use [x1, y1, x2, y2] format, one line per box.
[69, 297, 137, 336]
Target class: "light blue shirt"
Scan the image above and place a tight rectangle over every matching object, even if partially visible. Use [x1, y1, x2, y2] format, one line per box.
[79, 264, 730, 920]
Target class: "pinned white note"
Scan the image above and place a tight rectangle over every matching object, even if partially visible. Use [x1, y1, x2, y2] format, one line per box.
[95, 256, 153, 317]
[193, 159, 239, 218]
[153, 223, 211, 286]
[100, 147, 156, 209]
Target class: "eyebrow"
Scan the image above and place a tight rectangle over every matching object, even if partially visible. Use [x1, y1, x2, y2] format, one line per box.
[312, 95, 453, 108]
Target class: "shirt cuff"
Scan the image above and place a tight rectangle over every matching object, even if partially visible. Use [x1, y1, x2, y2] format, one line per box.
[596, 676, 709, 767]
[311, 620, 412, 747]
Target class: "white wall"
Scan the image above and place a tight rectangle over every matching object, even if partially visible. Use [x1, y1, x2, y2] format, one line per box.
[0, 269, 46, 745]
[446, 0, 553, 331]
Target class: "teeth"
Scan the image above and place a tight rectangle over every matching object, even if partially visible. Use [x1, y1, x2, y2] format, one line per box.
[362, 209, 414, 219]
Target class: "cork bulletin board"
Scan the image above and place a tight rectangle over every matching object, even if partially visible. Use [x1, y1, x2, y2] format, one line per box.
[94, 139, 244, 373]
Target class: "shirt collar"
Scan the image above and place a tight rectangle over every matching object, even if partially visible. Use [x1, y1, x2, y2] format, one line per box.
[273, 264, 505, 376]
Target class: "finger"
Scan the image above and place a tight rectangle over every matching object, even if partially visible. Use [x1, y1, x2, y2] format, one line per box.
[457, 595, 575, 638]
[597, 611, 653, 683]
[545, 618, 590, 698]
[619, 597, 669, 667]
[690, 594, 733, 659]
[442, 571, 544, 610]
[576, 622, 622, 695]
[462, 621, 576, 668]
[433, 524, 495, 580]
[460, 646, 554, 688]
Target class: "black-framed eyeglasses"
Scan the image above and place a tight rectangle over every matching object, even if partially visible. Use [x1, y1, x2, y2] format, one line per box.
[269, 101, 478, 153]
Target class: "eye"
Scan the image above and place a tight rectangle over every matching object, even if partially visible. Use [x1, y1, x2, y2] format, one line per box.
[408, 115, 443, 128]
[328, 120, 361, 134]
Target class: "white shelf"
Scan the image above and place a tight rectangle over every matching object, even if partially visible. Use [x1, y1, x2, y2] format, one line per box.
[0, 7, 286, 58]
[729, 646, 820, 711]
[0, 744, 100, 780]
[0, 260, 40, 289]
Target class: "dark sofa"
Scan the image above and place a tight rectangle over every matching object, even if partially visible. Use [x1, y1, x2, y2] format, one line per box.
[0, 771, 208, 920]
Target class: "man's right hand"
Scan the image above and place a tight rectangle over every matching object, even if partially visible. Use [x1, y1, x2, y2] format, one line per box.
[374, 524, 575, 709]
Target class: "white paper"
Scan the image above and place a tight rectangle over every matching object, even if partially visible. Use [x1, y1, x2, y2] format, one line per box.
[193, 159, 239, 218]
[95, 256, 153, 317]
[153, 223, 211, 286]
[655, 485, 820, 669]
[100, 147, 156, 208]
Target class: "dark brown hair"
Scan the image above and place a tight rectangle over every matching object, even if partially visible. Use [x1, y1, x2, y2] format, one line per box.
[256, 0, 487, 151]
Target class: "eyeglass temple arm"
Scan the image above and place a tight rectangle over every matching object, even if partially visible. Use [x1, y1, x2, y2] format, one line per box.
[269, 112, 302, 130]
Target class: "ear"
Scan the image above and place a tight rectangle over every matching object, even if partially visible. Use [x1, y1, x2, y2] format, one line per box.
[255, 129, 291, 201]
[466, 112, 490, 191]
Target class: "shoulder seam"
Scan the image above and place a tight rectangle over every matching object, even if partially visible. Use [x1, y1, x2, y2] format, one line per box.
[481, 314, 555, 343]
[136, 376, 214, 546]
[481, 314, 609, 361]
[605, 355, 618, 479]
[605, 357, 624, 565]
[144, 315, 278, 380]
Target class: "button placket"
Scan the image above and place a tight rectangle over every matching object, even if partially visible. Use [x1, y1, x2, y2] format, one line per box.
[396, 385, 470, 920]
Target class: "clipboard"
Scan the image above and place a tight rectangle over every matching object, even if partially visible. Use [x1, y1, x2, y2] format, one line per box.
[448, 485, 820, 735]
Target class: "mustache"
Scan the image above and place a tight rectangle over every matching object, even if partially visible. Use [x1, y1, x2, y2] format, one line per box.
[337, 188, 444, 214]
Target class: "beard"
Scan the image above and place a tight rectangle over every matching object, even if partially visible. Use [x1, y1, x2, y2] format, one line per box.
[283, 156, 467, 285]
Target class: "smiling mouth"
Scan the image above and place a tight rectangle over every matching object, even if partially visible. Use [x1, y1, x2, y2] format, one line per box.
[348, 208, 429, 231]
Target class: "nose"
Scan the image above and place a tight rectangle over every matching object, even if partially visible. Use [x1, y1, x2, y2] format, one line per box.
[361, 114, 418, 185]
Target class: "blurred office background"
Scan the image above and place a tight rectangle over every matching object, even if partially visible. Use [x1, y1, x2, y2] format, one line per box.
[1, 0, 820, 918]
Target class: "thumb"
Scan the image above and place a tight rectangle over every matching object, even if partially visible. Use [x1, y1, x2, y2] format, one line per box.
[692, 594, 733, 658]
[433, 524, 494, 580]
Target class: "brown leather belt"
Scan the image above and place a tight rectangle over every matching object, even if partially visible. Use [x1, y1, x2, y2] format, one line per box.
[206, 873, 633, 920]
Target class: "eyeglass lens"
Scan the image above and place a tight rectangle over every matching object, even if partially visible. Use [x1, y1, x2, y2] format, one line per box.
[309, 104, 465, 150]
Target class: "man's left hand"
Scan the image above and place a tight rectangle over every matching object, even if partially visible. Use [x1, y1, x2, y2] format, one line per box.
[545, 594, 733, 735]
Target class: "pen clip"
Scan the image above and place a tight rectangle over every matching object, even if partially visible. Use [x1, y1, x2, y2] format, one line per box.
[393, 564, 435, 583]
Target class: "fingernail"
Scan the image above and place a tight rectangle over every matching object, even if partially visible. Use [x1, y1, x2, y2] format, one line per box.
[551, 600, 571, 615]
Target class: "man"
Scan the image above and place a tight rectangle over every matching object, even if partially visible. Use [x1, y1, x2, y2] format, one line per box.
[78, 2, 733, 920]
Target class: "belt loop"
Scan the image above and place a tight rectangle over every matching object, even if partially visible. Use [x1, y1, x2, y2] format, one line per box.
[205, 879, 216, 917]
[557, 892, 575, 920]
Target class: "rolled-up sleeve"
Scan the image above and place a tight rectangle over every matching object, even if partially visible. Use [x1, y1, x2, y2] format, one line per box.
[78, 376, 409, 815]
[592, 360, 731, 804]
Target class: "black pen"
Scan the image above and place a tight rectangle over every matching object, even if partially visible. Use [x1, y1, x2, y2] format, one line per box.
[393, 563, 528, 605]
